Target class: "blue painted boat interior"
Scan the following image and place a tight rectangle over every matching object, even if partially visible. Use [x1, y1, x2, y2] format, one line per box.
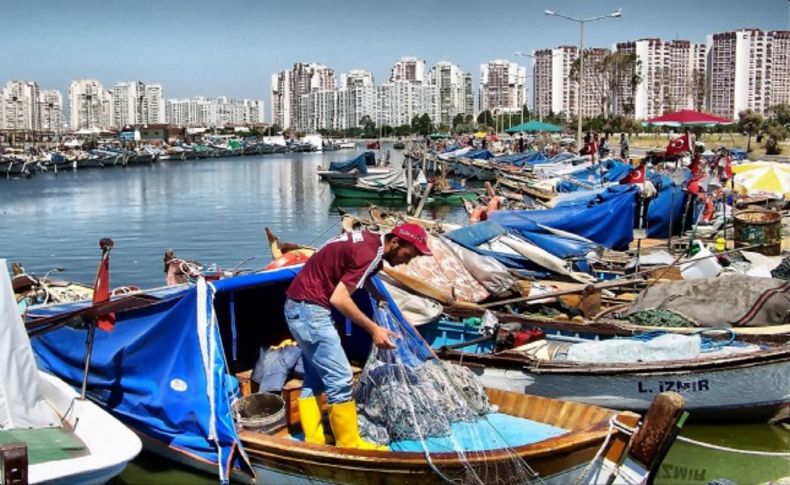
[419, 320, 494, 354]
[389, 413, 567, 453]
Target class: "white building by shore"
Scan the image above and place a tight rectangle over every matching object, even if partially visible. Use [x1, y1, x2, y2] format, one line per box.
[1, 81, 40, 131]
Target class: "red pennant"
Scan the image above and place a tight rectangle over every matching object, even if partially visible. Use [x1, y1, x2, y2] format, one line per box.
[665, 134, 690, 156]
[93, 256, 116, 331]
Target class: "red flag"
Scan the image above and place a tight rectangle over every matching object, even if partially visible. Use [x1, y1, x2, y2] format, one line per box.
[689, 154, 702, 176]
[93, 255, 116, 331]
[687, 173, 706, 195]
[665, 134, 690, 155]
[724, 154, 733, 178]
[621, 164, 646, 184]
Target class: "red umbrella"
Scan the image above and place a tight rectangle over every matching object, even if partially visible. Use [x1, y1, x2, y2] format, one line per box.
[643, 109, 733, 127]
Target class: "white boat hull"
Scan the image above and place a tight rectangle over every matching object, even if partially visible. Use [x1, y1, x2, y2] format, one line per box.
[29, 372, 142, 484]
[469, 359, 790, 421]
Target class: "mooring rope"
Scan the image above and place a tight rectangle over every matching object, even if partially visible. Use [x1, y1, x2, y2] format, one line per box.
[612, 420, 790, 458]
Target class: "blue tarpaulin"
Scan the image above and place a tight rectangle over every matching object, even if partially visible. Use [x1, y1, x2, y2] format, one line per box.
[328, 152, 376, 173]
[445, 221, 534, 269]
[646, 174, 688, 238]
[459, 149, 494, 160]
[489, 186, 638, 250]
[556, 160, 634, 192]
[494, 151, 548, 167]
[32, 281, 253, 482]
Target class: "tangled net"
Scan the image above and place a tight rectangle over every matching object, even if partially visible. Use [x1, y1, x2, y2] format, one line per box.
[353, 302, 539, 485]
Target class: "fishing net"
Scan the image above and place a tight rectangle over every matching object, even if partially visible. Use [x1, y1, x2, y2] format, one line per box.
[354, 302, 540, 485]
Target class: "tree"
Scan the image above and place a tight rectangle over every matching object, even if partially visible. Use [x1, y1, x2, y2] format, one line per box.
[476, 110, 494, 129]
[738, 109, 763, 153]
[417, 113, 434, 135]
[764, 124, 787, 155]
[767, 103, 790, 126]
[359, 115, 377, 138]
[452, 113, 465, 130]
[571, 51, 642, 118]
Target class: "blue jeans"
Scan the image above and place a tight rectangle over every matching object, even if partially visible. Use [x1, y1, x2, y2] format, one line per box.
[284, 298, 353, 404]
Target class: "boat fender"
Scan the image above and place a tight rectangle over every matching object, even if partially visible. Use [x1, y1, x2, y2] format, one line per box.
[486, 196, 502, 213]
[469, 206, 488, 223]
[265, 250, 312, 270]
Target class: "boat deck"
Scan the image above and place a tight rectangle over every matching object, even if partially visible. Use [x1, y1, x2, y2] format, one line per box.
[275, 413, 568, 453]
[0, 427, 88, 464]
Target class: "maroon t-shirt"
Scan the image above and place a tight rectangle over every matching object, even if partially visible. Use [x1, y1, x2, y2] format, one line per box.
[286, 230, 384, 309]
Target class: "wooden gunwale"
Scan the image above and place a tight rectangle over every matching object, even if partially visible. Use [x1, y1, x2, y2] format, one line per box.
[237, 388, 627, 482]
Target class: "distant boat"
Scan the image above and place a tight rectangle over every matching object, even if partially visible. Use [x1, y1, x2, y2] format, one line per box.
[1, 259, 141, 484]
[337, 139, 356, 149]
[393, 141, 406, 150]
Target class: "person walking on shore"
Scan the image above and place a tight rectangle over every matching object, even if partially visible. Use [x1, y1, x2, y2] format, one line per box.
[284, 224, 432, 450]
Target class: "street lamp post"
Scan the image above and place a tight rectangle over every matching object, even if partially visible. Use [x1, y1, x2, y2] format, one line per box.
[544, 8, 622, 151]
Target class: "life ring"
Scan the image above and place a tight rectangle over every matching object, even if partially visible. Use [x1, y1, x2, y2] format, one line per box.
[265, 249, 313, 270]
[469, 206, 488, 223]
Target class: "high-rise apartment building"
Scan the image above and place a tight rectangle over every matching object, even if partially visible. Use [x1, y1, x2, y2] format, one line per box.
[68, 79, 112, 130]
[533, 46, 578, 118]
[428, 62, 473, 126]
[38, 90, 63, 132]
[377, 82, 438, 128]
[707, 29, 790, 119]
[165, 97, 265, 127]
[112, 81, 146, 128]
[143, 84, 165, 124]
[341, 70, 375, 88]
[479, 60, 527, 114]
[614, 39, 707, 119]
[1, 81, 39, 130]
[389, 57, 426, 85]
[271, 63, 336, 129]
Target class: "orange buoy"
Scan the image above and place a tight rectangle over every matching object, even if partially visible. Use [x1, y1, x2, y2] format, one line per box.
[486, 196, 502, 213]
[470, 206, 488, 223]
[264, 249, 313, 270]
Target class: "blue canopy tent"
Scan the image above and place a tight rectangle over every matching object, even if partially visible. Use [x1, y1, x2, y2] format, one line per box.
[505, 120, 562, 134]
[489, 186, 638, 250]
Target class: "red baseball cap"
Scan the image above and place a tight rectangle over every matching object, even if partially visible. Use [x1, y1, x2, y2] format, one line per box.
[390, 223, 432, 256]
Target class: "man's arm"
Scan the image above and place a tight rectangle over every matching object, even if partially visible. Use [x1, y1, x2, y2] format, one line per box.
[330, 282, 397, 349]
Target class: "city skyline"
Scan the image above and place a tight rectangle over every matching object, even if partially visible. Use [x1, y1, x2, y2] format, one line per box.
[1, 0, 787, 108]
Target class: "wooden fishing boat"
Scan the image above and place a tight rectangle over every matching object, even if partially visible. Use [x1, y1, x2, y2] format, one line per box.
[238, 386, 681, 485]
[28, 262, 684, 484]
[495, 174, 556, 202]
[423, 317, 790, 423]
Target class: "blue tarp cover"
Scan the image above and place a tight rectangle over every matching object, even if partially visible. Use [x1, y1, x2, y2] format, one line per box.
[459, 149, 494, 160]
[32, 283, 253, 481]
[494, 151, 548, 167]
[489, 186, 638, 250]
[646, 173, 688, 238]
[328, 152, 376, 173]
[556, 160, 634, 192]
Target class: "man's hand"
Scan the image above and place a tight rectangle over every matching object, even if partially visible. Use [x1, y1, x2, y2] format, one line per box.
[371, 325, 399, 350]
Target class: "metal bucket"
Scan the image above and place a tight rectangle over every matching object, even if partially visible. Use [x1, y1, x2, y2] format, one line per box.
[233, 392, 286, 433]
[733, 210, 782, 256]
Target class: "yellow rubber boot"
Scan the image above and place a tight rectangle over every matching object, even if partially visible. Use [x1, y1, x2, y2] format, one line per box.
[297, 396, 326, 445]
[328, 400, 388, 451]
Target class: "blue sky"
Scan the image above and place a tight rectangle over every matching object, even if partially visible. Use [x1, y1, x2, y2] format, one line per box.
[1, 0, 787, 117]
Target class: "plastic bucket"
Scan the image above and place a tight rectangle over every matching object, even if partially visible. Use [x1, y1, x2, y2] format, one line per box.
[733, 210, 782, 256]
[233, 392, 286, 433]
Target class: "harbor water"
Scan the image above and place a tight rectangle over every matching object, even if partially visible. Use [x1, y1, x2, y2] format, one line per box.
[1, 146, 787, 484]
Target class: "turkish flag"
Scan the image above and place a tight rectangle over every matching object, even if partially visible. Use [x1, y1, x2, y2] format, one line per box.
[723, 155, 733, 178]
[665, 134, 690, 156]
[687, 173, 706, 195]
[621, 164, 646, 184]
[93, 255, 116, 331]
